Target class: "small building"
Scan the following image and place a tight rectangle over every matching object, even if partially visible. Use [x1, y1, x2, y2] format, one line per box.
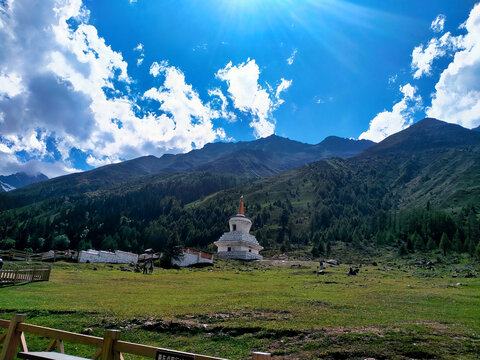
[214, 196, 263, 260]
[172, 248, 214, 267]
[78, 249, 138, 264]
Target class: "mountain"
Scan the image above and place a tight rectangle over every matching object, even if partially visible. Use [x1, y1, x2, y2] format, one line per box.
[473, 125, 480, 132]
[313, 136, 374, 157]
[194, 136, 374, 177]
[0, 118, 479, 257]
[86, 134, 374, 176]
[0, 135, 374, 208]
[0, 172, 48, 192]
[363, 118, 480, 155]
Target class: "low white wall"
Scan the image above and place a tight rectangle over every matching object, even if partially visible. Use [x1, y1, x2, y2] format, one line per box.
[172, 250, 213, 267]
[78, 250, 138, 264]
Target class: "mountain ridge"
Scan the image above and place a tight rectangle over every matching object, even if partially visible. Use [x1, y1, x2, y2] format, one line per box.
[0, 134, 374, 208]
[362, 118, 480, 156]
[0, 172, 48, 192]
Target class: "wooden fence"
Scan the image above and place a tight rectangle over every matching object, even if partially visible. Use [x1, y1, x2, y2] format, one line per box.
[0, 315, 271, 360]
[0, 250, 77, 262]
[0, 267, 51, 286]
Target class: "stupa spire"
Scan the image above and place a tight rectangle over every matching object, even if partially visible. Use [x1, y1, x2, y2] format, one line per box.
[238, 195, 244, 215]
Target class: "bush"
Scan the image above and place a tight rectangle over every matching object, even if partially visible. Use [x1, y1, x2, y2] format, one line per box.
[0, 238, 16, 250]
[52, 234, 70, 250]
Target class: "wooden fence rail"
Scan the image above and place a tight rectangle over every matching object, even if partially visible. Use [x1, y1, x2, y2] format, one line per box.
[0, 250, 77, 262]
[0, 314, 271, 360]
[0, 267, 51, 286]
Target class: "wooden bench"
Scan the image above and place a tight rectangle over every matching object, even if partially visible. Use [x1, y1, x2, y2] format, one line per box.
[18, 352, 89, 360]
[17, 349, 196, 360]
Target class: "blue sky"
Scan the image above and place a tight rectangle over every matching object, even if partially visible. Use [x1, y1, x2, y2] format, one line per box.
[0, 0, 479, 177]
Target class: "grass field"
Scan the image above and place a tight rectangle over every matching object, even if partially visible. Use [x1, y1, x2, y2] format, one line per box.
[1, 257, 479, 359]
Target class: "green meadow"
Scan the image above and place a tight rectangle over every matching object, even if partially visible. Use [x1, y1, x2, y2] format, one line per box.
[1, 258, 479, 359]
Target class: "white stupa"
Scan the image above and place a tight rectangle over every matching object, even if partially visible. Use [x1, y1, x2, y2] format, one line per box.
[214, 196, 263, 260]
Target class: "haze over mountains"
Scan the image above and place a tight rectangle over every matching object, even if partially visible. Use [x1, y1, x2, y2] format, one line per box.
[0, 172, 48, 193]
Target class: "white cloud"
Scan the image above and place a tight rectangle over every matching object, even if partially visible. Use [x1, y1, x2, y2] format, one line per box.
[208, 88, 237, 122]
[388, 74, 397, 84]
[193, 43, 208, 52]
[134, 42, 144, 66]
[359, 84, 422, 142]
[0, 147, 78, 178]
[275, 79, 292, 103]
[86, 155, 121, 167]
[0, 72, 25, 98]
[216, 59, 292, 138]
[0, 0, 227, 176]
[143, 64, 226, 151]
[411, 32, 462, 79]
[431, 14, 446, 33]
[149, 61, 168, 77]
[314, 96, 333, 104]
[286, 49, 297, 65]
[427, 3, 480, 129]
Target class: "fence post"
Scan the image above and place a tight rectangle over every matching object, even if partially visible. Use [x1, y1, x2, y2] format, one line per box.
[101, 330, 121, 360]
[252, 352, 271, 360]
[0, 314, 25, 360]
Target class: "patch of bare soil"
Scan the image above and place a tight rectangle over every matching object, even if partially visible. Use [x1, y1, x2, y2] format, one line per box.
[96, 316, 477, 359]
[258, 259, 318, 267]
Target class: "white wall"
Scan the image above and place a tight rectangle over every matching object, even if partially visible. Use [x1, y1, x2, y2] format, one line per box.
[78, 250, 138, 264]
[172, 250, 213, 267]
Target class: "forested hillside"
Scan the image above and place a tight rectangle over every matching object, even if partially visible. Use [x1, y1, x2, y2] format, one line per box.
[0, 119, 479, 258]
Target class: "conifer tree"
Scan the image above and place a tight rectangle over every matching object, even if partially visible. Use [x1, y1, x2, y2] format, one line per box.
[426, 237, 436, 251]
[475, 241, 480, 259]
[453, 230, 463, 253]
[326, 241, 332, 256]
[439, 233, 450, 256]
[398, 243, 408, 256]
[412, 232, 424, 251]
[318, 241, 325, 255]
[161, 231, 183, 267]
